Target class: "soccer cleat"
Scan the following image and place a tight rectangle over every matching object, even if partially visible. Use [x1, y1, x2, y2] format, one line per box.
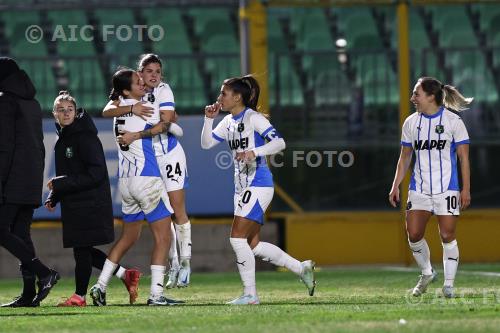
[176, 259, 191, 288]
[89, 285, 107, 306]
[166, 267, 179, 289]
[147, 295, 185, 306]
[33, 269, 60, 304]
[442, 285, 455, 298]
[58, 294, 86, 307]
[300, 260, 316, 296]
[226, 294, 260, 305]
[122, 268, 141, 304]
[412, 269, 437, 297]
[1, 294, 39, 308]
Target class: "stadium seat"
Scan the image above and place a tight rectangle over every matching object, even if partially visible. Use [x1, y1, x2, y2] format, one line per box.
[47, 10, 96, 57]
[17, 60, 57, 113]
[142, 8, 192, 54]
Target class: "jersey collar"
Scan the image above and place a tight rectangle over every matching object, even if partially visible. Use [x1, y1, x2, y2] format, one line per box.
[421, 106, 444, 119]
[232, 107, 248, 120]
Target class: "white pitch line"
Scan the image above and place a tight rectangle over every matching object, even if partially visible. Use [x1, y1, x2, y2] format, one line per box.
[380, 266, 500, 278]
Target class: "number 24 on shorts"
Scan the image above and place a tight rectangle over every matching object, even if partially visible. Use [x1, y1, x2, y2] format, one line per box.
[165, 162, 182, 179]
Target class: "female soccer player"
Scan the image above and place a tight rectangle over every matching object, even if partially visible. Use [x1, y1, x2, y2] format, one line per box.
[103, 54, 192, 289]
[201, 75, 316, 305]
[389, 77, 472, 298]
[45, 91, 140, 306]
[90, 68, 182, 306]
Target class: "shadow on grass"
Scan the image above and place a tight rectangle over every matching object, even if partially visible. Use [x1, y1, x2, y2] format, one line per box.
[0, 312, 92, 317]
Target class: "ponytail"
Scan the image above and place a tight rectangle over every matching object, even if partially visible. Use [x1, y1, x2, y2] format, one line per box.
[223, 74, 261, 111]
[109, 88, 120, 101]
[442, 84, 474, 112]
[418, 77, 473, 112]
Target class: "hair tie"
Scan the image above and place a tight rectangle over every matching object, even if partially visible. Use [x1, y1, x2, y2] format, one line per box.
[441, 84, 445, 89]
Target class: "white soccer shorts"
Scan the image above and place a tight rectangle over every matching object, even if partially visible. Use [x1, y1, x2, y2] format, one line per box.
[157, 144, 188, 192]
[119, 176, 173, 223]
[407, 190, 460, 216]
[234, 186, 274, 224]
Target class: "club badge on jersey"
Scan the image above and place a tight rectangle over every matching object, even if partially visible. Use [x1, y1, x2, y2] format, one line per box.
[65, 147, 73, 158]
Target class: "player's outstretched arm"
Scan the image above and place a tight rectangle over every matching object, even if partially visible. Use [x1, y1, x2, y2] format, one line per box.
[102, 100, 154, 120]
[457, 144, 471, 210]
[388, 146, 413, 207]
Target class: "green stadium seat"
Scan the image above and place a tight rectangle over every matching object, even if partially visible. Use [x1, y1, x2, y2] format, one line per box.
[163, 58, 206, 108]
[0, 10, 40, 38]
[201, 34, 239, 54]
[473, 4, 500, 32]
[142, 8, 192, 54]
[93, 9, 144, 65]
[188, 7, 233, 37]
[61, 59, 106, 110]
[17, 60, 57, 112]
[269, 55, 303, 106]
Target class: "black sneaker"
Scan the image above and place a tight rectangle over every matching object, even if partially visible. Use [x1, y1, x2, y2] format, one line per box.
[1, 294, 39, 307]
[33, 269, 60, 304]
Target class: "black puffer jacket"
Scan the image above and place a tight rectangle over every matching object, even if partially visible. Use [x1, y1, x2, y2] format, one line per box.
[48, 111, 114, 248]
[0, 70, 44, 206]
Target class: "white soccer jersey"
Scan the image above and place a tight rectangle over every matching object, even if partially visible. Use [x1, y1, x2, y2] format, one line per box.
[114, 98, 161, 178]
[401, 107, 469, 195]
[142, 82, 178, 156]
[211, 108, 281, 194]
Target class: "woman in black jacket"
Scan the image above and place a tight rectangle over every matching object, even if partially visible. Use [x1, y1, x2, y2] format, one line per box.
[45, 91, 140, 306]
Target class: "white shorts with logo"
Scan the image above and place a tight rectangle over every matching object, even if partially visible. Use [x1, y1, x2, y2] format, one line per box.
[234, 186, 274, 225]
[157, 143, 188, 192]
[407, 190, 460, 216]
[119, 176, 173, 223]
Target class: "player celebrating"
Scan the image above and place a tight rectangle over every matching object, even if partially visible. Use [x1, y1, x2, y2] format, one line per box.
[90, 68, 182, 306]
[103, 54, 192, 289]
[201, 75, 316, 305]
[389, 77, 472, 298]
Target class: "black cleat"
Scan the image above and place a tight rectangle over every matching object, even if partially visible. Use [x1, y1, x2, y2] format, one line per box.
[1, 294, 40, 307]
[33, 269, 60, 304]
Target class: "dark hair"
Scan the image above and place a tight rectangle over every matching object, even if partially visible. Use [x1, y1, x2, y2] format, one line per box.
[223, 75, 260, 110]
[418, 77, 473, 112]
[137, 53, 162, 72]
[109, 67, 135, 100]
[53, 90, 77, 111]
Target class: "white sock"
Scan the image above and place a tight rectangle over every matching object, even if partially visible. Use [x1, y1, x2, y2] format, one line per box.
[169, 224, 180, 269]
[409, 239, 433, 275]
[443, 240, 459, 287]
[176, 221, 192, 261]
[252, 241, 302, 275]
[150, 265, 166, 298]
[230, 238, 256, 296]
[97, 259, 117, 292]
[115, 266, 126, 280]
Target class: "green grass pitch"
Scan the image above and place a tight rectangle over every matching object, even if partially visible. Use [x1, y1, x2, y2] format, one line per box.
[1, 264, 499, 333]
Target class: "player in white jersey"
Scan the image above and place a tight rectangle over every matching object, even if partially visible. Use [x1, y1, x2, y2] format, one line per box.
[201, 75, 316, 305]
[107, 54, 192, 289]
[90, 68, 183, 306]
[389, 77, 472, 299]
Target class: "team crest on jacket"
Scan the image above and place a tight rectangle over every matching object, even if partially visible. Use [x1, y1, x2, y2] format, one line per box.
[65, 147, 73, 158]
[237, 123, 245, 132]
[435, 125, 444, 134]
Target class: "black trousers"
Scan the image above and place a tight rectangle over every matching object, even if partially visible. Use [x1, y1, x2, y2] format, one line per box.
[72, 247, 109, 296]
[0, 204, 50, 281]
